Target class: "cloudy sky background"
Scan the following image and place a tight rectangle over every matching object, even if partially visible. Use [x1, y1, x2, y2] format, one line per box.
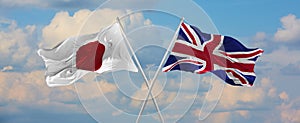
[1, 0, 300, 123]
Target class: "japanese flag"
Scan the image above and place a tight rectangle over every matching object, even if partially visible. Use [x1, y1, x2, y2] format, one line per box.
[38, 23, 138, 87]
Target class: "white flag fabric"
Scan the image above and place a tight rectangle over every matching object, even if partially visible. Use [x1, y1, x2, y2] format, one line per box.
[38, 23, 138, 87]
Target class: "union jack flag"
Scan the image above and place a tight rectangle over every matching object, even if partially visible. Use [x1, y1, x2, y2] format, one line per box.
[162, 22, 263, 87]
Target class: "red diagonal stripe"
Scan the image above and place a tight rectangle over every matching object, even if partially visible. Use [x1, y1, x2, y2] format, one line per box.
[181, 23, 197, 46]
[226, 70, 247, 85]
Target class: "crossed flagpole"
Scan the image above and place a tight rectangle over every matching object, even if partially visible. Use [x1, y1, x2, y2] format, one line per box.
[116, 17, 184, 123]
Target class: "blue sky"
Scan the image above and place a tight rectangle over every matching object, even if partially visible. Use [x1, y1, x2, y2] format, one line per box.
[1, 0, 300, 123]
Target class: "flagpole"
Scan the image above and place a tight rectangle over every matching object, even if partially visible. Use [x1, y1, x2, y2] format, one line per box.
[135, 17, 184, 123]
[116, 17, 165, 123]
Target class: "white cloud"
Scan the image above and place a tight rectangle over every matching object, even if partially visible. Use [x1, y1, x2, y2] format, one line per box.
[1, 71, 50, 103]
[184, 75, 295, 123]
[0, 19, 36, 66]
[258, 77, 279, 99]
[236, 110, 250, 119]
[261, 47, 300, 66]
[130, 80, 164, 108]
[1, 65, 13, 72]
[167, 76, 207, 91]
[40, 9, 119, 48]
[194, 77, 281, 116]
[278, 98, 300, 123]
[193, 109, 253, 123]
[274, 14, 300, 42]
[281, 109, 300, 123]
[253, 32, 268, 47]
[254, 32, 266, 42]
[0, 71, 77, 109]
[40, 8, 151, 48]
[0, 70, 121, 116]
[72, 73, 119, 102]
[201, 111, 231, 123]
[216, 77, 283, 111]
[218, 85, 264, 109]
[279, 92, 289, 102]
[123, 10, 152, 30]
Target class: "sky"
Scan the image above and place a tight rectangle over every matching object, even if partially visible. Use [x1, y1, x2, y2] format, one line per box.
[0, 0, 300, 123]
